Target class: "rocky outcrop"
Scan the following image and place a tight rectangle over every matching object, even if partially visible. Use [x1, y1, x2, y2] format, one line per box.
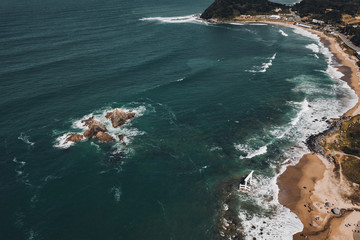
[118, 134, 125, 141]
[64, 133, 83, 143]
[96, 132, 115, 142]
[60, 108, 137, 148]
[83, 120, 108, 139]
[106, 108, 136, 128]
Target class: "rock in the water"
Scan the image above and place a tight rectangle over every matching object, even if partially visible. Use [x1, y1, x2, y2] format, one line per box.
[84, 120, 107, 139]
[331, 208, 340, 215]
[64, 133, 83, 143]
[118, 134, 125, 141]
[127, 112, 136, 119]
[81, 116, 94, 127]
[106, 108, 129, 128]
[96, 132, 115, 142]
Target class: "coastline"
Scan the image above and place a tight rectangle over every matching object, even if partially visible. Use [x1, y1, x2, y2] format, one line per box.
[268, 21, 360, 239]
[200, 17, 360, 239]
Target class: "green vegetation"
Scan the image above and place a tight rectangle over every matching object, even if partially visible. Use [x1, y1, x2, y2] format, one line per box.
[342, 156, 360, 184]
[336, 115, 360, 156]
[293, 0, 360, 24]
[326, 115, 360, 184]
[343, 25, 360, 48]
[200, 0, 289, 20]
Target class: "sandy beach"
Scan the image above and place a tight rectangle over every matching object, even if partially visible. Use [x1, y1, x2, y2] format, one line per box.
[274, 22, 360, 239]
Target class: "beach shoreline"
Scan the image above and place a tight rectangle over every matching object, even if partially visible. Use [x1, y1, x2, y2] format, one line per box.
[265, 21, 360, 239]
[200, 17, 360, 239]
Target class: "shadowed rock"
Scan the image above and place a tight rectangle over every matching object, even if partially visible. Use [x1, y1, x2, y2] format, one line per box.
[84, 120, 107, 139]
[64, 133, 83, 143]
[331, 208, 341, 215]
[96, 132, 115, 142]
[81, 116, 94, 127]
[118, 134, 125, 141]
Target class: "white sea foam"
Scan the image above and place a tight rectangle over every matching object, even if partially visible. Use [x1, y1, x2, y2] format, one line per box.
[306, 43, 320, 53]
[18, 133, 35, 146]
[13, 157, 26, 168]
[279, 29, 288, 37]
[110, 186, 122, 202]
[229, 22, 245, 26]
[139, 15, 203, 24]
[246, 53, 277, 73]
[293, 27, 319, 41]
[235, 144, 268, 159]
[291, 99, 310, 126]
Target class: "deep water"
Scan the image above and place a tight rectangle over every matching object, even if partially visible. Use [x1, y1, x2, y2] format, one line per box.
[0, 0, 357, 239]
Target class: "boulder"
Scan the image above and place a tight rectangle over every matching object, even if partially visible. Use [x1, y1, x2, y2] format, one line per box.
[106, 108, 128, 128]
[118, 134, 125, 141]
[64, 133, 83, 143]
[325, 202, 331, 207]
[96, 132, 115, 142]
[81, 116, 94, 127]
[84, 120, 107, 139]
[331, 208, 341, 215]
[127, 112, 136, 119]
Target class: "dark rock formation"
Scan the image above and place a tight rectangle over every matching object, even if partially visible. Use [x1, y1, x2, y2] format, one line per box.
[64, 133, 83, 143]
[200, 0, 287, 20]
[118, 134, 125, 141]
[84, 120, 108, 139]
[305, 116, 351, 162]
[96, 132, 115, 142]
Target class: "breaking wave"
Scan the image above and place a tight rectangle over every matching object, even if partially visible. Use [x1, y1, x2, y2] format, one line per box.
[139, 15, 204, 24]
[279, 29, 288, 37]
[246, 53, 277, 73]
[306, 43, 320, 53]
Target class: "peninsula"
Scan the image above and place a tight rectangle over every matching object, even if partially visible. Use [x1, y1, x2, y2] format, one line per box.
[200, 0, 360, 239]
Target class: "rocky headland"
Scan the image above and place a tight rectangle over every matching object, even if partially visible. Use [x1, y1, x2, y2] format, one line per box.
[63, 108, 136, 145]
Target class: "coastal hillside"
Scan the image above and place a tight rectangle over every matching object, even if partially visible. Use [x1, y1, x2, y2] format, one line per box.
[200, 0, 288, 19]
[293, 0, 360, 23]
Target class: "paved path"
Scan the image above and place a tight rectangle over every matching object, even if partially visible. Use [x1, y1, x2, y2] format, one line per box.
[335, 32, 360, 54]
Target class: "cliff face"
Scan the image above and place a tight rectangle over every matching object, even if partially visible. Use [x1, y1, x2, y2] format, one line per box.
[200, 0, 287, 19]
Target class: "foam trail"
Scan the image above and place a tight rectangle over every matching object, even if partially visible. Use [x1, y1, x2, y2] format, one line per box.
[235, 144, 268, 159]
[291, 99, 310, 126]
[246, 53, 277, 73]
[279, 29, 288, 37]
[18, 133, 35, 146]
[139, 15, 203, 24]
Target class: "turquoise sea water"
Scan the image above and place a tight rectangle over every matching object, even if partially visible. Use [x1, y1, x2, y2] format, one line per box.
[0, 0, 357, 239]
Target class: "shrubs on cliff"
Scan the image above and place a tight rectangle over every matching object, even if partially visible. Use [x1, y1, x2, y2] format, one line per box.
[200, 0, 287, 19]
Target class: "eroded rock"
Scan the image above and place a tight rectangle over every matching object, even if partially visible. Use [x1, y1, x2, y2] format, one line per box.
[64, 133, 83, 143]
[96, 131, 115, 142]
[84, 120, 107, 139]
[106, 108, 135, 128]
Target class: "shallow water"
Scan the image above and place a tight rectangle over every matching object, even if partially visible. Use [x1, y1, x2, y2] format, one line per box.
[0, 0, 357, 239]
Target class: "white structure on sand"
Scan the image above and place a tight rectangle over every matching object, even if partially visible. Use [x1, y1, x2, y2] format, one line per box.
[239, 170, 254, 191]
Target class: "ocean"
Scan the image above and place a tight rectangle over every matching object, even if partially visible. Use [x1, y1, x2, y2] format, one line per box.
[0, 0, 357, 239]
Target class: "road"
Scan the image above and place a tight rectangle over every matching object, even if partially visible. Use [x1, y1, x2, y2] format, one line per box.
[335, 32, 360, 54]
